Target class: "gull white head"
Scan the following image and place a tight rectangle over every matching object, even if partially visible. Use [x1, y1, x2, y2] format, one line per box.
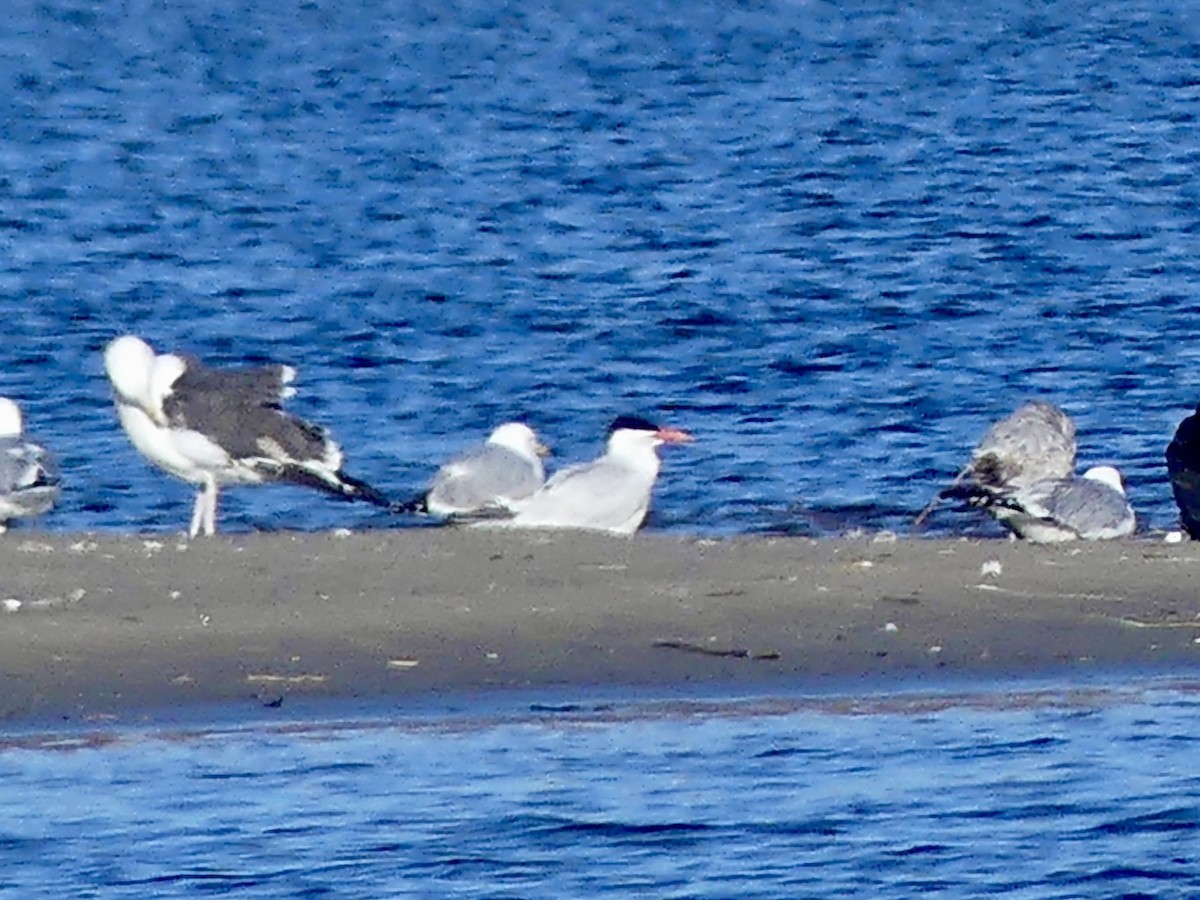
[606, 415, 694, 456]
[1082, 465, 1125, 494]
[487, 422, 550, 460]
[0, 397, 23, 438]
[104, 335, 159, 406]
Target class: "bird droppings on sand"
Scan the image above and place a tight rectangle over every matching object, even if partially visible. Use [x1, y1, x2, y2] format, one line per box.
[1165, 531, 1185, 544]
[980, 559, 1003, 578]
[332, 528, 352, 538]
[17, 541, 54, 554]
[170, 674, 194, 685]
[387, 659, 420, 669]
[853, 559, 875, 570]
[142, 540, 164, 555]
[928, 645, 943, 654]
[69, 540, 98, 553]
[883, 622, 899, 633]
[3, 599, 21, 612]
[169, 591, 181, 599]
[485, 652, 500, 660]
[872, 531, 899, 544]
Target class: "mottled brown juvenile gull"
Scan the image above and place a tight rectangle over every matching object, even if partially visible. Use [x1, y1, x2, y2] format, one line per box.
[965, 400, 1077, 491]
[103, 335, 390, 537]
[479, 415, 693, 536]
[0, 397, 60, 533]
[915, 400, 1077, 527]
[403, 422, 549, 518]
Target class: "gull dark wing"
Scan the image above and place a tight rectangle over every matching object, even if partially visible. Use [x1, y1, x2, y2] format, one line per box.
[162, 373, 330, 464]
[163, 361, 391, 508]
[1167, 406, 1200, 539]
[173, 356, 295, 405]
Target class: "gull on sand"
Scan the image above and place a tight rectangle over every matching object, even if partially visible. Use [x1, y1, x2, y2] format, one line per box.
[104, 335, 390, 537]
[0, 397, 60, 533]
[477, 415, 693, 535]
[402, 421, 549, 518]
[968, 465, 1135, 543]
[924, 401, 1134, 542]
[916, 400, 1077, 528]
[1166, 404, 1200, 540]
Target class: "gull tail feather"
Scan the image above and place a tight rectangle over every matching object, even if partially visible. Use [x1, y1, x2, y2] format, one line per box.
[444, 504, 517, 524]
[280, 465, 393, 508]
[392, 493, 430, 515]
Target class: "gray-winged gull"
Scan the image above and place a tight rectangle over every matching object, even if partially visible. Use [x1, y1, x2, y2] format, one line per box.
[404, 422, 549, 518]
[479, 415, 693, 535]
[103, 335, 390, 537]
[971, 465, 1136, 543]
[0, 397, 60, 533]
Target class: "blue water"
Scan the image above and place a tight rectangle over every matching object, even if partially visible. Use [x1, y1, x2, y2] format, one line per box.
[7, 1, 1200, 893]
[2, 0, 1199, 537]
[2, 680, 1199, 897]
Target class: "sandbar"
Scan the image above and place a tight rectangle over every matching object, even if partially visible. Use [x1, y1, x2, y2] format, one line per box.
[2, 530, 1199, 727]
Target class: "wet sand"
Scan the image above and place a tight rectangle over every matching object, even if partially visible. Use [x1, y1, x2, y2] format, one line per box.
[2, 530, 1199, 726]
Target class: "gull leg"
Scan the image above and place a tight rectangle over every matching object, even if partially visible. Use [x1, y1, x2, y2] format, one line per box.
[189, 488, 206, 538]
[203, 480, 219, 536]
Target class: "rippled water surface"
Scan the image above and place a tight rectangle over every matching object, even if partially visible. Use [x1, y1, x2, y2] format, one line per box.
[7, 4, 1200, 894]
[2, 681, 1199, 897]
[3, 0, 1200, 536]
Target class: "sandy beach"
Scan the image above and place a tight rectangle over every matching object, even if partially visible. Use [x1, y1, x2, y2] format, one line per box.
[2, 529, 1199, 726]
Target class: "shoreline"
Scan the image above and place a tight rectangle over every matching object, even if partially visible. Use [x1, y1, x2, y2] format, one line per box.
[3, 530, 1200, 728]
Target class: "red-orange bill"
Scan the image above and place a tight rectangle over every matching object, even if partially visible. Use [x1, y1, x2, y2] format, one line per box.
[656, 426, 694, 444]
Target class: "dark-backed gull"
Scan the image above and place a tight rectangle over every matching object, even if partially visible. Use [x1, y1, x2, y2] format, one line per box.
[1166, 405, 1200, 539]
[103, 335, 390, 536]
